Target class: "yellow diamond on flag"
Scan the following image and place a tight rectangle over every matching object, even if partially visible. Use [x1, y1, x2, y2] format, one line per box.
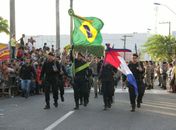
[79, 21, 97, 43]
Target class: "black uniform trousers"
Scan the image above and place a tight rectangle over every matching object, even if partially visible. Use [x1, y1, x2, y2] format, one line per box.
[58, 79, 64, 96]
[44, 78, 58, 105]
[128, 80, 145, 107]
[73, 79, 89, 107]
[102, 81, 114, 107]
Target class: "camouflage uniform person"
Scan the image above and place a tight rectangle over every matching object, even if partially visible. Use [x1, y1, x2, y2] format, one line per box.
[149, 61, 155, 89]
[97, 57, 103, 94]
[156, 64, 162, 86]
[145, 61, 152, 89]
[161, 62, 168, 89]
[90, 57, 99, 98]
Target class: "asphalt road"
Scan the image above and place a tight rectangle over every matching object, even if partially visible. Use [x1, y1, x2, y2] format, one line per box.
[0, 88, 176, 130]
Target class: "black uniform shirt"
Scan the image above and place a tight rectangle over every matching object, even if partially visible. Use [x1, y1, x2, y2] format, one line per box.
[40, 60, 60, 80]
[128, 62, 141, 81]
[75, 59, 88, 81]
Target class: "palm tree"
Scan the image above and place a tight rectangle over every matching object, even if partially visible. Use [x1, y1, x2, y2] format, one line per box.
[143, 34, 176, 62]
[0, 17, 9, 34]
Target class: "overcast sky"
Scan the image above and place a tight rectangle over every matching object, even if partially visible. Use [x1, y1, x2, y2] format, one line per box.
[0, 0, 176, 43]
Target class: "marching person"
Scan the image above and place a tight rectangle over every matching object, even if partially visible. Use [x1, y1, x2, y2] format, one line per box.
[97, 57, 103, 94]
[128, 54, 145, 112]
[56, 55, 68, 102]
[90, 57, 98, 98]
[40, 52, 61, 109]
[70, 51, 90, 110]
[99, 63, 116, 110]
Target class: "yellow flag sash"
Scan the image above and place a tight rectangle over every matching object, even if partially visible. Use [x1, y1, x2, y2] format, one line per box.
[75, 62, 91, 74]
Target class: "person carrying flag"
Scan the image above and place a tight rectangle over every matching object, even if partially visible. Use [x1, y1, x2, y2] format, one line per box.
[104, 45, 143, 112]
[99, 63, 117, 110]
[70, 51, 90, 110]
[128, 54, 145, 112]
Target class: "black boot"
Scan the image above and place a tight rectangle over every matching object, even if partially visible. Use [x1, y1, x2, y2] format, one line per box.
[79, 98, 83, 105]
[25, 92, 29, 99]
[147, 85, 151, 90]
[84, 98, 88, 107]
[61, 95, 64, 102]
[104, 105, 108, 111]
[107, 98, 112, 108]
[137, 103, 141, 108]
[74, 102, 79, 110]
[44, 104, 50, 110]
[94, 93, 98, 98]
[131, 104, 135, 112]
[53, 102, 58, 108]
[21, 91, 25, 97]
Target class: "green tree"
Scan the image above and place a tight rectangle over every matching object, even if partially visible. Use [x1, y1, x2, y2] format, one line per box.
[0, 17, 9, 34]
[143, 34, 176, 62]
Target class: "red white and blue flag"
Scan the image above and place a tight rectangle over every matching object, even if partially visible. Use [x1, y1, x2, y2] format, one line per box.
[104, 48, 138, 95]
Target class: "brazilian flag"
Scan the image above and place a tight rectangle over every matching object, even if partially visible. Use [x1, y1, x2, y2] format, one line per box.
[72, 16, 104, 45]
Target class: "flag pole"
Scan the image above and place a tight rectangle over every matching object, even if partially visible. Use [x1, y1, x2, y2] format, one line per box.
[68, 9, 93, 23]
[73, 14, 93, 23]
[69, 0, 75, 78]
[70, 0, 73, 46]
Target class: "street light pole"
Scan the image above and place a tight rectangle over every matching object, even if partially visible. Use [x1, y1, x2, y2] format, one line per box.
[154, 3, 176, 16]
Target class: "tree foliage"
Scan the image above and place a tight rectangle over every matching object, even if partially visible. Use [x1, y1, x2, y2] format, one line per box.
[143, 34, 176, 62]
[0, 17, 9, 34]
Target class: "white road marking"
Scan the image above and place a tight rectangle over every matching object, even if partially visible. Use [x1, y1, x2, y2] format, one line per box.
[65, 88, 169, 94]
[144, 101, 176, 108]
[143, 109, 176, 117]
[142, 103, 176, 111]
[144, 100, 176, 106]
[44, 111, 75, 130]
[117, 100, 176, 111]
[0, 113, 4, 116]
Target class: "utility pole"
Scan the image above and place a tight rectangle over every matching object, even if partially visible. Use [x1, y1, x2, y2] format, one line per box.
[56, 0, 60, 51]
[135, 43, 137, 54]
[121, 35, 132, 60]
[10, 0, 16, 39]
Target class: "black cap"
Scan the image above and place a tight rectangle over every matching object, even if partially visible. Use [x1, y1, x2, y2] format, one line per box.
[133, 53, 138, 57]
